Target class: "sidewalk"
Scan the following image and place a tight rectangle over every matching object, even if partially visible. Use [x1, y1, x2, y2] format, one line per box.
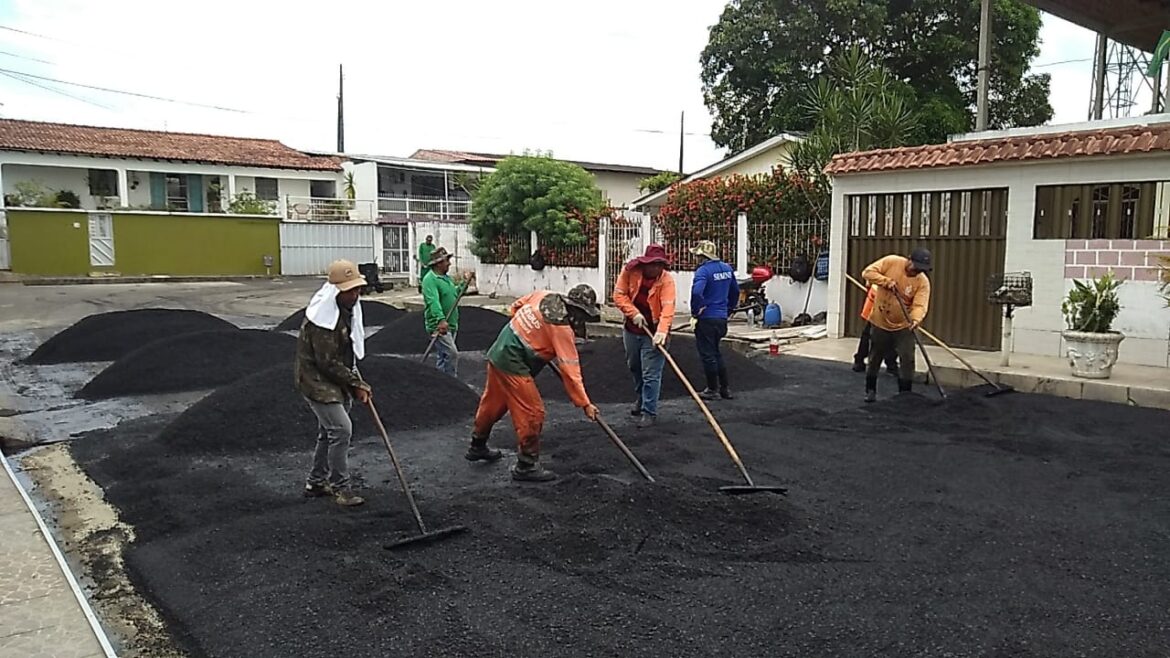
[784, 337, 1170, 410]
[0, 456, 112, 658]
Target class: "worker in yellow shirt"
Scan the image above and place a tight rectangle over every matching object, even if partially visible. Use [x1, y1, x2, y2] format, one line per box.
[860, 248, 932, 403]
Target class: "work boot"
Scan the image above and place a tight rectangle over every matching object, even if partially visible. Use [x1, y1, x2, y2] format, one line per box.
[630, 402, 643, 417]
[303, 482, 330, 498]
[718, 368, 733, 400]
[898, 379, 913, 394]
[465, 436, 503, 462]
[852, 360, 866, 373]
[700, 372, 719, 400]
[637, 414, 657, 429]
[333, 490, 365, 507]
[864, 389, 877, 404]
[511, 460, 557, 482]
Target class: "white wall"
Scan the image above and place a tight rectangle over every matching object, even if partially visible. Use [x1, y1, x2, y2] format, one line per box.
[2, 164, 97, 208]
[477, 263, 604, 301]
[279, 178, 311, 199]
[828, 152, 1170, 367]
[592, 171, 646, 207]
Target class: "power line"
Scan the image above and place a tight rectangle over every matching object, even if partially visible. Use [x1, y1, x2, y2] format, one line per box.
[0, 70, 114, 110]
[1031, 57, 1093, 69]
[0, 65, 255, 113]
[0, 49, 54, 65]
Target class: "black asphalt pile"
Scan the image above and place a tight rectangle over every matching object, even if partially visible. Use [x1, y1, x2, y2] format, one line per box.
[69, 355, 1170, 657]
[157, 356, 478, 454]
[365, 306, 509, 354]
[25, 309, 236, 364]
[78, 329, 296, 399]
[538, 335, 776, 403]
[274, 301, 406, 331]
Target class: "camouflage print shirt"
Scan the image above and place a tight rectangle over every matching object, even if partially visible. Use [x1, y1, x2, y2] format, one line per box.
[294, 310, 368, 404]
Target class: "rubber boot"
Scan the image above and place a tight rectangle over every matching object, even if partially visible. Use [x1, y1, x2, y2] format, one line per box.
[511, 455, 557, 482]
[864, 375, 878, 404]
[852, 360, 866, 373]
[465, 435, 503, 462]
[699, 371, 719, 400]
[718, 368, 733, 400]
[630, 401, 643, 417]
[897, 379, 913, 394]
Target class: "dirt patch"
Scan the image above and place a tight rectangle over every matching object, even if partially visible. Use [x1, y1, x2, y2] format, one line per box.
[157, 355, 480, 454]
[537, 335, 776, 403]
[365, 306, 509, 354]
[79, 330, 296, 399]
[274, 301, 406, 332]
[21, 444, 184, 658]
[24, 309, 236, 365]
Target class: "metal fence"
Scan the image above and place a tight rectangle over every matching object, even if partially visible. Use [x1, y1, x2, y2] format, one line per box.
[479, 230, 532, 264]
[284, 196, 375, 223]
[748, 214, 828, 273]
[540, 215, 600, 267]
[656, 217, 737, 270]
[378, 196, 471, 222]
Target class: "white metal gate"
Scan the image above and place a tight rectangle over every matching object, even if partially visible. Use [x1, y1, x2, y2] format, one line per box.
[0, 210, 9, 270]
[603, 211, 649, 297]
[279, 222, 378, 276]
[381, 225, 409, 274]
[87, 213, 115, 267]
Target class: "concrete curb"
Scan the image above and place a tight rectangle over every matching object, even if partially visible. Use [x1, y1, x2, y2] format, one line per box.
[21, 275, 285, 286]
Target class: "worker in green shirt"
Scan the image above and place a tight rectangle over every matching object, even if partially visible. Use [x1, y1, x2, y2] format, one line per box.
[421, 247, 469, 376]
[416, 234, 435, 293]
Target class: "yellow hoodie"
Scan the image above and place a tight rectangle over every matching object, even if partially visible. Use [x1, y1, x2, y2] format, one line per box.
[862, 255, 931, 332]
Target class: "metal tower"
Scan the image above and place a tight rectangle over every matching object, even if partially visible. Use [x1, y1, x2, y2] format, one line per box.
[1089, 36, 1162, 120]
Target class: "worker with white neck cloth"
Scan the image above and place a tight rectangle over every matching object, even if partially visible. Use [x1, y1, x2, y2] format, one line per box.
[294, 260, 372, 507]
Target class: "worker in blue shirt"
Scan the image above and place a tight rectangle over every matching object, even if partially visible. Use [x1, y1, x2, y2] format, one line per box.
[688, 240, 740, 400]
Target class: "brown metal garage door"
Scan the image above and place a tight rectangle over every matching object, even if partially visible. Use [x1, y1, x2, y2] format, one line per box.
[844, 189, 1008, 351]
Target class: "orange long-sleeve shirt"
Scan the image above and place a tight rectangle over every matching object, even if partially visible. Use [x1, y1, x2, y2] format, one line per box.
[861, 255, 931, 331]
[487, 291, 591, 408]
[612, 266, 676, 335]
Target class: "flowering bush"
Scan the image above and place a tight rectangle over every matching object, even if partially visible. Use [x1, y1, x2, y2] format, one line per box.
[656, 167, 828, 270]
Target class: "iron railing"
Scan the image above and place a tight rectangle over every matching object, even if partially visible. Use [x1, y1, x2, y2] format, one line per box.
[378, 196, 471, 222]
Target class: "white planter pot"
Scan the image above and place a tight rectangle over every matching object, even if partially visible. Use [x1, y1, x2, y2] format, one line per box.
[1062, 330, 1125, 379]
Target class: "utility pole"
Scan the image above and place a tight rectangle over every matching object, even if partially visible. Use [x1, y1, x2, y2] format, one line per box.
[678, 111, 685, 174]
[975, 0, 992, 131]
[336, 64, 345, 153]
[1090, 33, 1107, 120]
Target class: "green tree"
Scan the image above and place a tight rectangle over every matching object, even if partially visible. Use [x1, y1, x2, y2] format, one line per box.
[470, 155, 603, 258]
[789, 46, 918, 184]
[638, 171, 683, 194]
[700, 0, 1052, 151]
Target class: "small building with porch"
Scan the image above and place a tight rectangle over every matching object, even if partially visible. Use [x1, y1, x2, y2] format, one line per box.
[824, 115, 1170, 369]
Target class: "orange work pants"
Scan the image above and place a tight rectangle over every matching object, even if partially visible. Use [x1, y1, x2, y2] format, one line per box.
[473, 362, 545, 462]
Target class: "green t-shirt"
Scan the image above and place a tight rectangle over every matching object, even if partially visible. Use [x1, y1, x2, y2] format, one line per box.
[418, 243, 435, 270]
[485, 324, 545, 377]
[421, 270, 463, 333]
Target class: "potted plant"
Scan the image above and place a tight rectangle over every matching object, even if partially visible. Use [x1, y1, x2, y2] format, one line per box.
[1061, 271, 1124, 379]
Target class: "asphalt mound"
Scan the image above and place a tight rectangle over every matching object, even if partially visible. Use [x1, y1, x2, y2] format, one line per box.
[158, 355, 479, 454]
[79, 329, 296, 399]
[365, 306, 509, 354]
[538, 335, 776, 403]
[274, 301, 406, 331]
[24, 309, 236, 364]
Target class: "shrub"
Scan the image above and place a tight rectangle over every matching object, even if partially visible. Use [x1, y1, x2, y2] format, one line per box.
[1062, 272, 1123, 333]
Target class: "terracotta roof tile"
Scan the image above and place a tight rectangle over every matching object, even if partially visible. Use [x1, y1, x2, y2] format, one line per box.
[0, 119, 341, 171]
[409, 148, 664, 175]
[825, 123, 1170, 176]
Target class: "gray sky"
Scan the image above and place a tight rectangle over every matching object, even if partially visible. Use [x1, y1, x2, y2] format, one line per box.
[0, 0, 1127, 173]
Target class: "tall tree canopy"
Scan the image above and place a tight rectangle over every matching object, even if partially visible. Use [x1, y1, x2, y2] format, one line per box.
[700, 0, 1052, 151]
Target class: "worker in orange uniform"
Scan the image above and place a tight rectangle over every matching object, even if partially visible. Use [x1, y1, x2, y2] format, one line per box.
[861, 248, 932, 403]
[612, 244, 676, 428]
[465, 284, 602, 482]
[852, 283, 898, 376]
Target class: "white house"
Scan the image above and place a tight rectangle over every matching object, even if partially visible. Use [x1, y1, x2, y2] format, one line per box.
[0, 118, 348, 218]
[410, 148, 665, 208]
[628, 133, 803, 213]
[824, 115, 1170, 368]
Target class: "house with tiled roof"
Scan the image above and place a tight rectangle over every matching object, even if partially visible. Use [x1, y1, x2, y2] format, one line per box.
[824, 114, 1170, 369]
[409, 148, 667, 207]
[0, 118, 349, 218]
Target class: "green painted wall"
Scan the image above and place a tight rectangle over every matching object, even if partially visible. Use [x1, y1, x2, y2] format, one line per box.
[111, 213, 280, 275]
[6, 209, 281, 276]
[7, 210, 90, 275]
